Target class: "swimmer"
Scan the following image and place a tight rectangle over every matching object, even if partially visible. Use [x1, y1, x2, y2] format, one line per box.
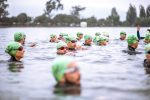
[52, 56, 80, 85]
[83, 34, 92, 46]
[137, 25, 144, 40]
[144, 43, 150, 68]
[120, 31, 126, 41]
[102, 32, 109, 42]
[137, 25, 141, 40]
[93, 32, 100, 44]
[95, 32, 101, 36]
[123, 34, 141, 55]
[5, 42, 25, 62]
[76, 32, 83, 41]
[97, 36, 107, 46]
[14, 32, 25, 45]
[50, 33, 58, 43]
[14, 32, 36, 47]
[144, 31, 150, 44]
[56, 41, 68, 55]
[66, 35, 78, 51]
[58, 33, 68, 42]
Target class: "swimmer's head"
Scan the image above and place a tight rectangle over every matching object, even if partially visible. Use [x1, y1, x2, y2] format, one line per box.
[144, 31, 150, 43]
[95, 32, 101, 36]
[50, 33, 56, 38]
[97, 36, 107, 46]
[5, 41, 25, 61]
[84, 34, 92, 45]
[127, 34, 138, 44]
[52, 56, 80, 85]
[77, 32, 83, 37]
[66, 35, 76, 49]
[127, 34, 138, 49]
[120, 31, 126, 40]
[14, 32, 25, 45]
[56, 41, 68, 55]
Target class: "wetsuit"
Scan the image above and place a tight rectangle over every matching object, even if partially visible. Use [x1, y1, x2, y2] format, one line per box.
[54, 83, 81, 95]
[83, 43, 91, 46]
[137, 30, 140, 40]
[143, 59, 150, 68]
[137, 30, 144, 40]
[68, 48, 76, 51]
[8, 56, 19, 62]
[122, 46, 142, 55]
[49, 40, 54, 42]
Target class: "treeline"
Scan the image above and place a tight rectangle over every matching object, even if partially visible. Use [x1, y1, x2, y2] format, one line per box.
[0, 0, 150, 27]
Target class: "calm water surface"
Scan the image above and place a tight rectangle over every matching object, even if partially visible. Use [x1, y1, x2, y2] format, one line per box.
[0, 27, 150, 100]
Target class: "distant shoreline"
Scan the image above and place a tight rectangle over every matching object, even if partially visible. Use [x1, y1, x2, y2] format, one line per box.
[0, 26, 149, 28]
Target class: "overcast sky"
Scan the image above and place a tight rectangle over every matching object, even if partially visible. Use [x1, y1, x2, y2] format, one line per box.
[7, 0, 150, 21]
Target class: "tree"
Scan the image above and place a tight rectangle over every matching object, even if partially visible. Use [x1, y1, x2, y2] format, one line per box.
[139, 5, 146, 18]
[146, 5, 150, 18]
[0, 0, 9, 21]
[17, 13, 31, 25]
[97, 19, 106, 26]
[107, 7, 120, 26]
[126, 4, 137, 26]
[34, 14, 50, 26]
[27, 16, 32, 23]
[135, 17, 150, 27]
[44, 0, 63, 18]
[86, 16, 97, 27]
[10, 16, 17, 23]
[71, 5, 86, 18]
[53, 14, 79, 26]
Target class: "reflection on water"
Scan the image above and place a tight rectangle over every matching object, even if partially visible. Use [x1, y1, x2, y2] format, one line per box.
[8, 62, 24, 72]
[54, 84, 81, 95]
[0, 27, 150, 100]
[145, 68, 150, 74]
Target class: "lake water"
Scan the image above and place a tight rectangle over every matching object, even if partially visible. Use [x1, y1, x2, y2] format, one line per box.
[0, 27, 150, 100]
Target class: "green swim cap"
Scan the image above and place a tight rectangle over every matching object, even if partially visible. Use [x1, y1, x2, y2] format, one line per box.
[127, 34, 138, 44]
[50, 33, 56, 38]
[95, 32, 101, 36]
[144, 31, 150, 40]
[52, 56, 74, 81]
[59, 33, 63, 36]
[60, 33, 68, 36]
[93, 36, 100, 43]
[145, 43, 150, 54]
[66, 35, 76, 43]
[77, 32, 83, 37]
[62, 35, 68, 41]
[57, 41, 67, 49]
[14, 32, 24, 42]
[97, 36, 107, 43]
[5, 41, 22, 57]
[144, 32, 150, 40]
[120, 31, 126, 35]
[63, 33, 68, 36]
[84, 34, 92, 41]
[146, 31, 150, 35]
